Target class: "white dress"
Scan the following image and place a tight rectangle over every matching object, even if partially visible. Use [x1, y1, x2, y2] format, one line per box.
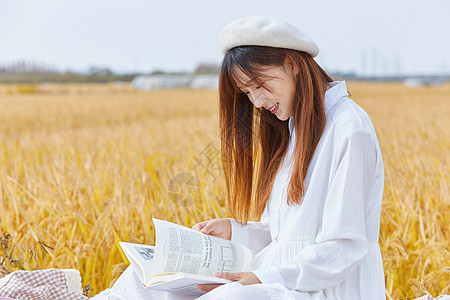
[93, 81, 385, 300]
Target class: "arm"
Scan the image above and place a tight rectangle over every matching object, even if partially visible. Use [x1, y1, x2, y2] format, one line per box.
[193, 211, 272, 255]
[253, 130, 379, 291]
[229, 208, 272, 255]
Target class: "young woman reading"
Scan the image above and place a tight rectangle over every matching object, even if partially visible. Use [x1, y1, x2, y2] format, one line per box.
[192, 16, 385, 300]
[90, 16, 385, 300]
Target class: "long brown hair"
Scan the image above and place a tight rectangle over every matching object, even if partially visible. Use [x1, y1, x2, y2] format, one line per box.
[219, 46, 333, 223]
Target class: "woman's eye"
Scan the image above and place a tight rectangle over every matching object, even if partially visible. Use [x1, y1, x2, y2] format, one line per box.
[255, 85, 261, 89]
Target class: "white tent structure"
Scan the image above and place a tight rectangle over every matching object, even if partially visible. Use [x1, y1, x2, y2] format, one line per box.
[131, 74, 218, 91]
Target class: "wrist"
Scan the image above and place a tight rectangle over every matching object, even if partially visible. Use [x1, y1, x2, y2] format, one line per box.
[228, 218, 249, 246]
[225, 218, 231, 240]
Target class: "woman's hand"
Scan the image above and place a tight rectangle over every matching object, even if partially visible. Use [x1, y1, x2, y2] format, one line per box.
[197, 272, 261, 292]
[192, 218, 231, 240]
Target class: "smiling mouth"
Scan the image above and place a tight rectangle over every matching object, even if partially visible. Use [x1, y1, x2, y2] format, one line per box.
[268, 103, 279, 114]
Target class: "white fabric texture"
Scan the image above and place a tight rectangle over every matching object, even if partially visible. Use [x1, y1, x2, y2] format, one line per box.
[219, 16, 319, 57]
[413, 293, 450, 300]
[91, 266, 193, 300]
[62, 269, 84, 295]
[92, 81, 385, 300]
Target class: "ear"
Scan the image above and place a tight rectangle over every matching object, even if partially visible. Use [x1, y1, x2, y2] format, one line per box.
[284, 55, 299, 77]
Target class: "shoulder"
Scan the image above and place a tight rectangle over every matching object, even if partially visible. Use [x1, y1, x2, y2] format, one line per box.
[323, 95, 382, 165]
[326, 96, 377, 139]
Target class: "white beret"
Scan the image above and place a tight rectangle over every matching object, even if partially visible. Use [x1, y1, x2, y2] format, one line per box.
[219, 16, 319, 58]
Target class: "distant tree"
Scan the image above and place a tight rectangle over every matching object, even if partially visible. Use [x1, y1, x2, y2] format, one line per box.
[88, 66, 113, 76]
[151, 70, 166, 75]
[194, 62, 219, 74]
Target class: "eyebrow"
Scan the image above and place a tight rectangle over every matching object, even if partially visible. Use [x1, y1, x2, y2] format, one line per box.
[236, 79, 258, 90]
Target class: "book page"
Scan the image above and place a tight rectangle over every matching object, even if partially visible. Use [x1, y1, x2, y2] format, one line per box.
[119, 242, 155, 283]
[147, 273, 231, 296]
[150, 218, 252, 280]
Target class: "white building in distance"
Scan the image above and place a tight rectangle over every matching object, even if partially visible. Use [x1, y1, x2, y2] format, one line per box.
[131, 74, 218, 90]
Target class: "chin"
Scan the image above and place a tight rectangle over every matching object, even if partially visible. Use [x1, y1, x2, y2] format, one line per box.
[277, 114, 289, 121]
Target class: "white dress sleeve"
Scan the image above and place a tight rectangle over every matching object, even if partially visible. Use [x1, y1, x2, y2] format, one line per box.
[229, 209, 272, 255]
[253, 130, 378, 291]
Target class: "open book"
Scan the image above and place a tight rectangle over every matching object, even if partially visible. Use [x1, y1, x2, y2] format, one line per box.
[119, 218, 252, 296]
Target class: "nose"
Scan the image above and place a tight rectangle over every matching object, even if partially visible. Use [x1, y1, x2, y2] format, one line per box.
[248, 90, 265, 108]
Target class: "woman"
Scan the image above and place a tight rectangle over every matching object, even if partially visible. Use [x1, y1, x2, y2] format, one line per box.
[94, 16, 385, 300]
[192, 16, 386, 299]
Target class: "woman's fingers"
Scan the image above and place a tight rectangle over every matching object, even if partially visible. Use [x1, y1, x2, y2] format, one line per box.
[215, 272, 240, 281]
[200, 222, 216, 234]
[197, 283, 224, 292]
[192, 221, 207, 231]
[197, 272, 261, 292]
[193, 220, 217, 234]
[192, 219, 231, 240]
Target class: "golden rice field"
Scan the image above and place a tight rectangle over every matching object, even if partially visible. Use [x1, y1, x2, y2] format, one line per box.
[0, 82, 449, 299]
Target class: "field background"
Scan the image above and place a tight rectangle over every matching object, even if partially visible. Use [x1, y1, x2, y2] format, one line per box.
[0, 82, 449, 299]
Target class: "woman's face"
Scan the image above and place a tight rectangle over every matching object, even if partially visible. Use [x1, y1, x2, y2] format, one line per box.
[234, 63, 297, 121]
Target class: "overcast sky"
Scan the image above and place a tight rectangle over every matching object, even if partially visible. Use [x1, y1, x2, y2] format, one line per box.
[1, 0, 449, 76]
